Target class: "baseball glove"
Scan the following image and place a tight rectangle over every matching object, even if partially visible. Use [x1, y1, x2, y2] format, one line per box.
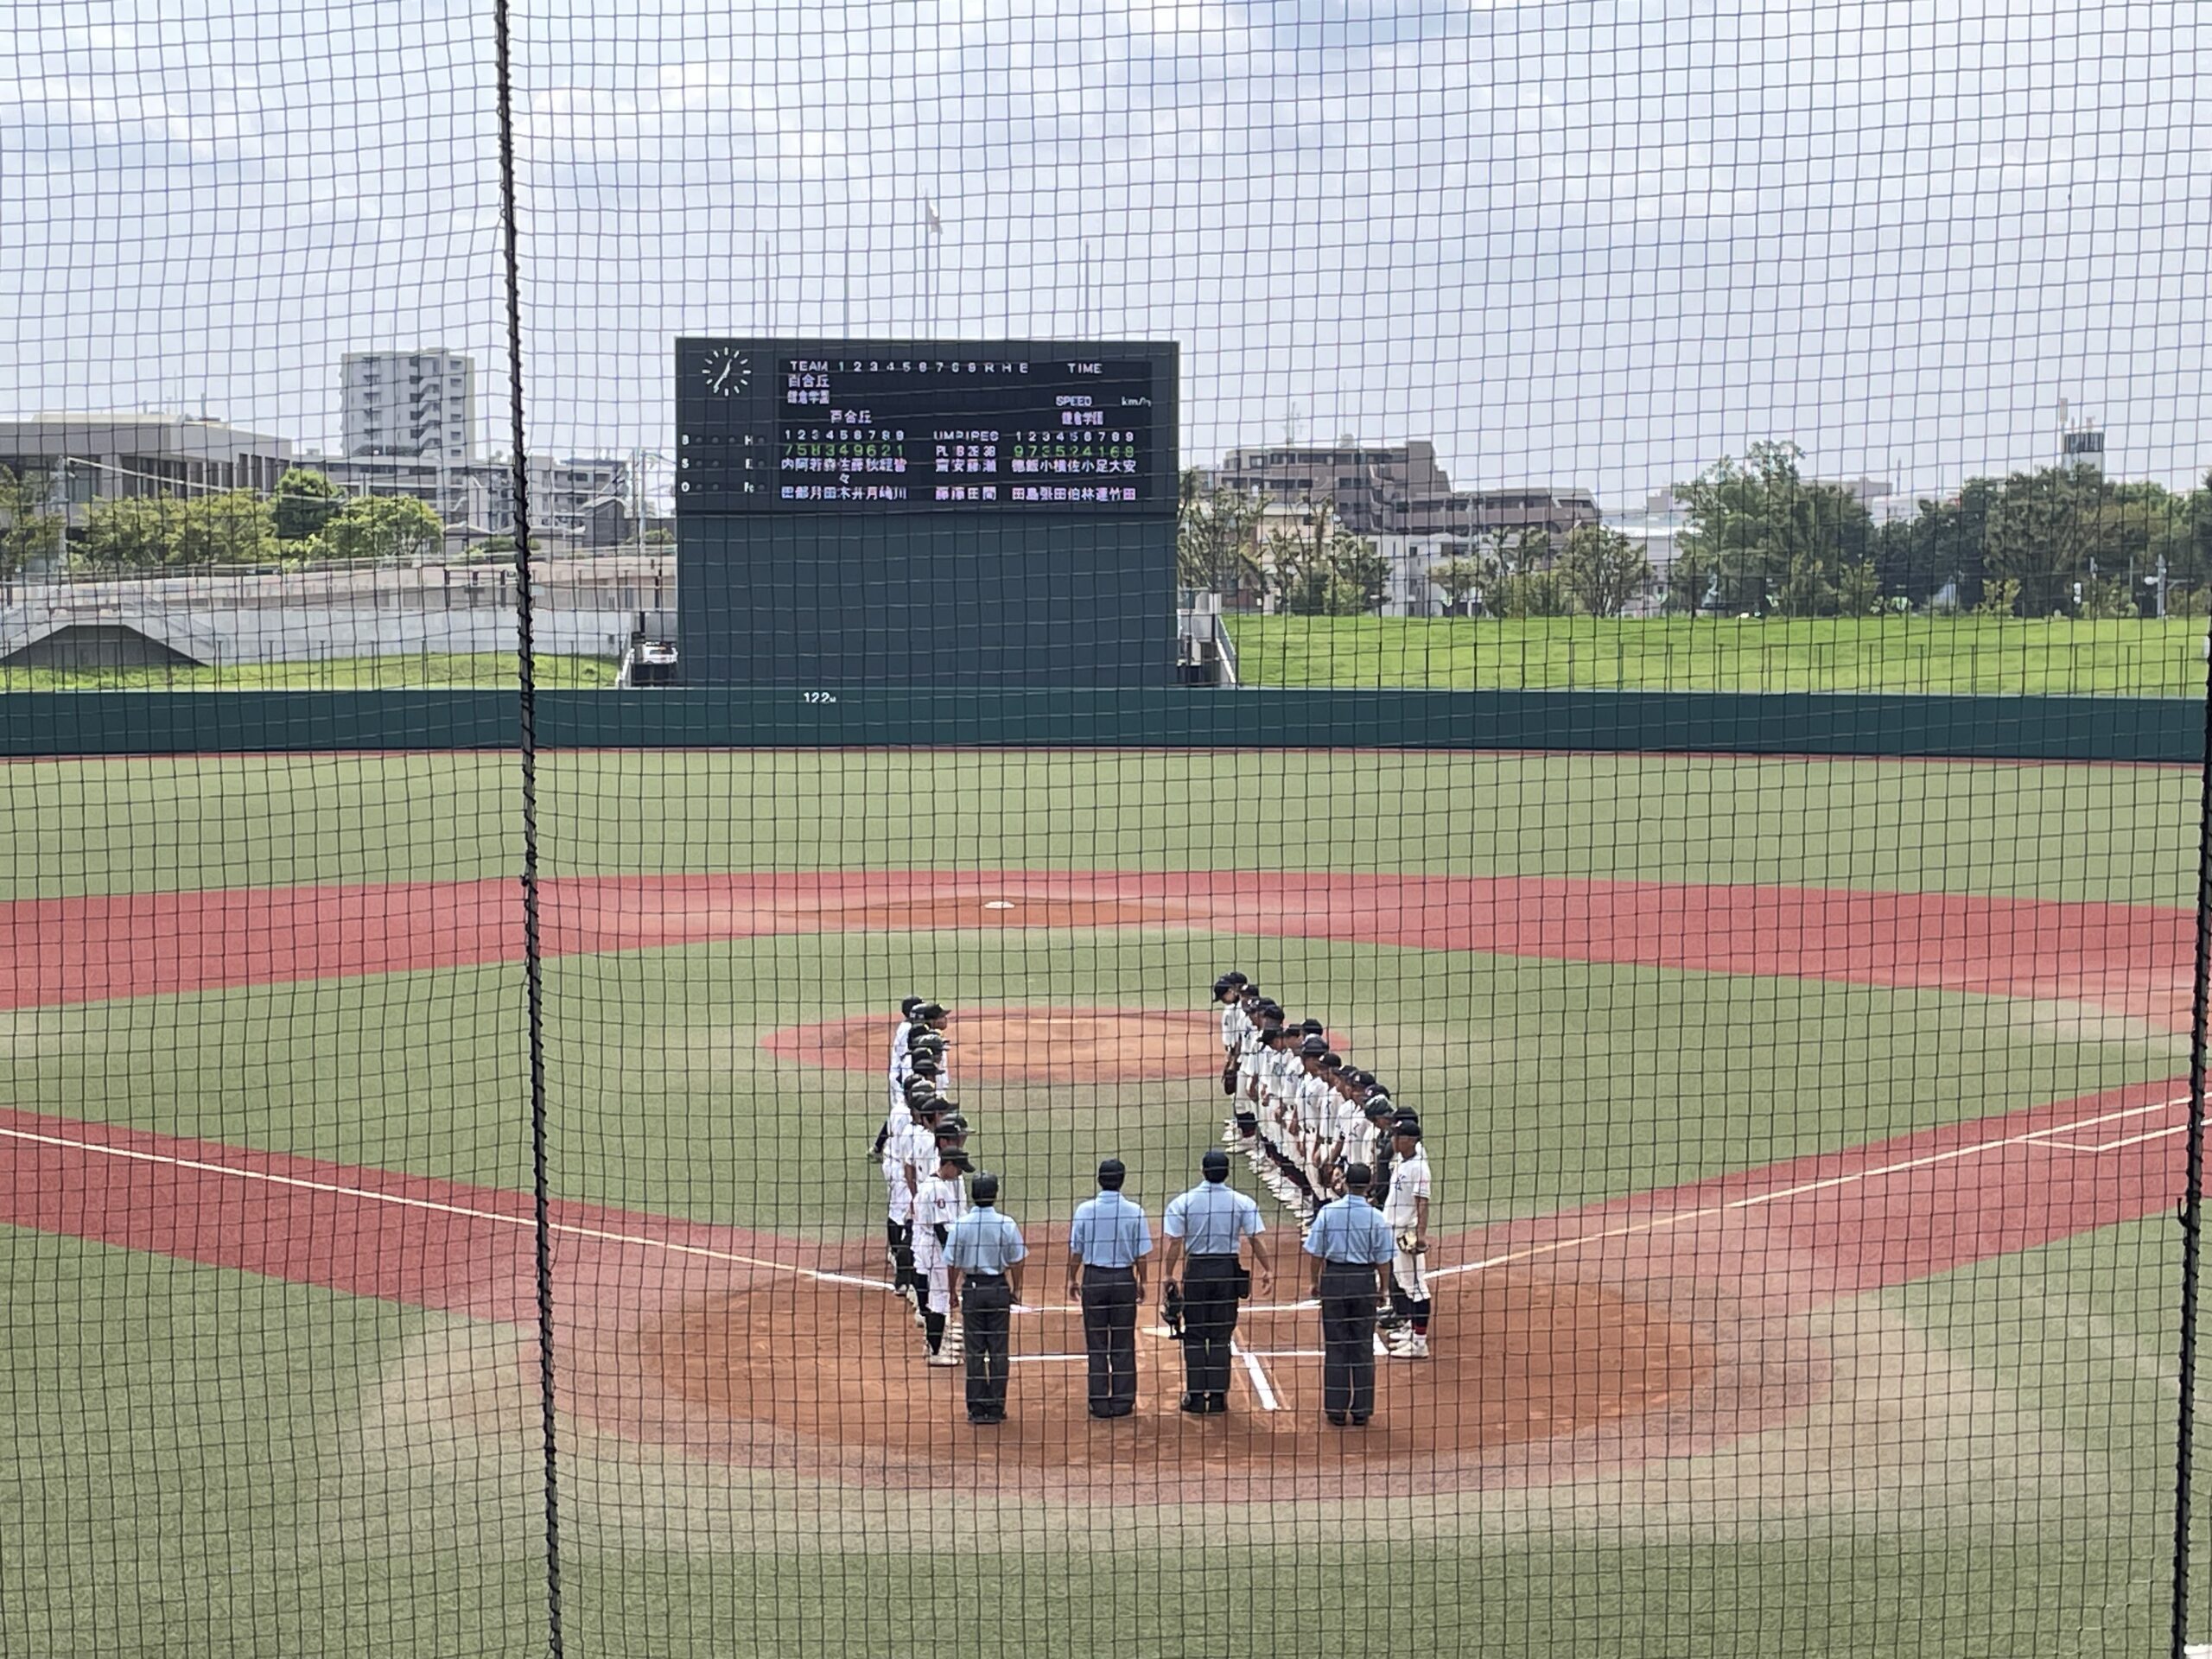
[1395, 1230, 1426, 1255]
[1161, 1281, 1186, 1340]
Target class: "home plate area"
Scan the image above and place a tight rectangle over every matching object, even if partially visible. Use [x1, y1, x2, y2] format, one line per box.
[563, 1231, 1809, 1506]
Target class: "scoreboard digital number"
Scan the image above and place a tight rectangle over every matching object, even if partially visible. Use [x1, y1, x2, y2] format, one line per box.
[675, 338, 1178, 515]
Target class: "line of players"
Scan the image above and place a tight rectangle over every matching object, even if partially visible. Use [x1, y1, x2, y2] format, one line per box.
[1214, 972, 1434, 1359]
[872, 997, 976, 1366]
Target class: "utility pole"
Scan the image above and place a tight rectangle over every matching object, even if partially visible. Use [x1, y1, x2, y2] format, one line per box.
[2148, 554, 2170, 620]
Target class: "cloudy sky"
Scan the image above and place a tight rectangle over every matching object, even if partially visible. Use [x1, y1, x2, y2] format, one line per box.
[3, 0, 2205, 505]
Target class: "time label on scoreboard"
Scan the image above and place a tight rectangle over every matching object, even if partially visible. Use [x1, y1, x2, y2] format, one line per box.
[674, 338, 1178, 514]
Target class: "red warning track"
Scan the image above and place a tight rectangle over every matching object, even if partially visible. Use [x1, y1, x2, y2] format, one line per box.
[0, 870, 2192, 1027]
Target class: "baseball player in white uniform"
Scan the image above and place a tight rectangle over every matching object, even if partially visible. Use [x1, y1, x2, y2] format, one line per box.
[1382, 1119, 1433, 1357]
[888, 995, 925, 1116]
[1216, 974, 1251, 1142]
[912, 1141, 972, 1364]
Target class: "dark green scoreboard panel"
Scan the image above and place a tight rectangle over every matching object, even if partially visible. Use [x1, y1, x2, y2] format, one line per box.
[675, 338, 1178, 686]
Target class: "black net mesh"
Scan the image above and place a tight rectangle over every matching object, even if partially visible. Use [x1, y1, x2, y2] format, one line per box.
[3, 2, 2210, 1656]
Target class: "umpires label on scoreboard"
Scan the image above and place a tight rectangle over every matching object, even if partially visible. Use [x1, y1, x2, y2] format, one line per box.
[675, 338, 1178, 515]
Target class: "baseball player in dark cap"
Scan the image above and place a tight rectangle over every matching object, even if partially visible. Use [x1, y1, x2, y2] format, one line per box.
[1382, 1118, 1433, 1358]
[1215, 974, 1252, 1140]
[889, 995, 925, 1114]
[912, 1141, 974, 1365]
[1160, 1148, 1273, 1414]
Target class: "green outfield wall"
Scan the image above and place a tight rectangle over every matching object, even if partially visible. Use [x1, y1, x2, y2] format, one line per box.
[1, 688, 2202, 761]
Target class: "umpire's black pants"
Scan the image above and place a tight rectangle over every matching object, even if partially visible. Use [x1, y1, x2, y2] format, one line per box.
[962, 1275, 1013, 1422]
[1318, 1262, 1380, 1421]
[1079, 1265, 1141, 1416]
[1181, 1255, 1243, 1407]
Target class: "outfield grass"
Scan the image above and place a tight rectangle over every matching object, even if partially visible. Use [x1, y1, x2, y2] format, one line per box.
[0, 747, 2200, 1657]
[0, 652, 617, 691]
[4, 749, 2198, 906]
[1227, 614, 2212, 694]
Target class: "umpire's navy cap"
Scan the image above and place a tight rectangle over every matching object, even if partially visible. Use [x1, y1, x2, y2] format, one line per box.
[1200, 1149, 1231, 1178]
[973, 1173, 1001, 1204]
[1342, 1162, 1373, 1188]
[1096, 1158, 1128, 1189]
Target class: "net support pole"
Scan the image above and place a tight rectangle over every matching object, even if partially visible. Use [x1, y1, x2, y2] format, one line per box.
[493, 0, 566, 1653]
[2173, 601, 2212, 1659]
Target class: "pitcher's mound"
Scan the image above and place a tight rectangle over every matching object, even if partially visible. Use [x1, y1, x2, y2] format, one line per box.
[763, 1007, 1224, 1084]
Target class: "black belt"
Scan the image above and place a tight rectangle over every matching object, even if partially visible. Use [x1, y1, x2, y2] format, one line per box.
[1321, 1261, 1375, 1269]
[965, 1272, 1006, 1282]
[1188, 1252, 1240, 1261]
[1084, 1264, 1137, 1275]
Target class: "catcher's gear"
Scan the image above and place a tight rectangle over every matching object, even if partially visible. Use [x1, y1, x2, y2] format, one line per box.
[1396, 1230, 1426, 1255]
[1160, 1281, 1186, 1341]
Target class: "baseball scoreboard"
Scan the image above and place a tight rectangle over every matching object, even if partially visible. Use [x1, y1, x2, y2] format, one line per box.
[674, 337, 1179, 687]
[676, 344, 1175, 514]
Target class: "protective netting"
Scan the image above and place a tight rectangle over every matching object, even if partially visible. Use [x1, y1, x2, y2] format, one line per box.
[3, 2, 2211, 1656]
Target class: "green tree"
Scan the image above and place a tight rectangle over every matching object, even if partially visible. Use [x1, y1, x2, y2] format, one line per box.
[1175, 472, 1266, 598]
[78, 496, 185, 571]
[1428, 556, 1484, 617]
[271, 467, 344, 542]
[1673, 441, 1874, 615]
[1325, 531, 1389, 614]
[0, 467, 62, 580]
[318, 495, 443, 565]
[175, 491, 276, 566]
[1834, 559, 1882, 615]
[1557, 524, 1650, 616]
[1264, 497, 1340, 613]
[1982, 464, 2115, 615]
[1974, 578, 2021, 619]
[1872, 478, 1997, 608]
[1489, 569, 1576, 618]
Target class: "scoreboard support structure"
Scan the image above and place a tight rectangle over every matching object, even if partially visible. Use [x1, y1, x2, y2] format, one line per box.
[674, 338, 1179, 688]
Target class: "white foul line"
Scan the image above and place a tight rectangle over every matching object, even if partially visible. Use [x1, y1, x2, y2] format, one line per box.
[0, 1122, 891, 1294]
[1233, 1339, 1281, 1411]
[1427, 1095, 2192, 1284]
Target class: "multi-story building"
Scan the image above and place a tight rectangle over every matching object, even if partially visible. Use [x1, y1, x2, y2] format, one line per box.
[296, 452, 632, 548]
[341, 350, 478, 463]
[1207, 441, 1600, 614]
[0, 413, 293, 537]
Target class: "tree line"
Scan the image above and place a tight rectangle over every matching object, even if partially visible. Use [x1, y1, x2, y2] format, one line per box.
[1177, 441, 2212, 620]
[1175, 468, 1654, 618]
[1669, 441, 2212, 620]
[0, 465, 443, 577]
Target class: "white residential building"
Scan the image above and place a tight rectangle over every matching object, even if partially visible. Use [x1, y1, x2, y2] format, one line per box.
[342, 350, 478, 463]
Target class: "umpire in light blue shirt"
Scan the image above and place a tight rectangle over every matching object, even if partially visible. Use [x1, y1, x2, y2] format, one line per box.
[1160, 1148, 1274, 1416]
[1065, 1159, 1153, 1420]
[946, 1173, 1027, 1427]
[1302, 1162, 1396, 1427]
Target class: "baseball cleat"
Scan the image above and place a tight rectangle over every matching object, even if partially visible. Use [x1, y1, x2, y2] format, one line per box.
[925, 1351, 961, 1367]
[1389, 1332, 1430, 1358]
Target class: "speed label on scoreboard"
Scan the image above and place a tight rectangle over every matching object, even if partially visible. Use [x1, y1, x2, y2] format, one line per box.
[674, 338, 1178, 514]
